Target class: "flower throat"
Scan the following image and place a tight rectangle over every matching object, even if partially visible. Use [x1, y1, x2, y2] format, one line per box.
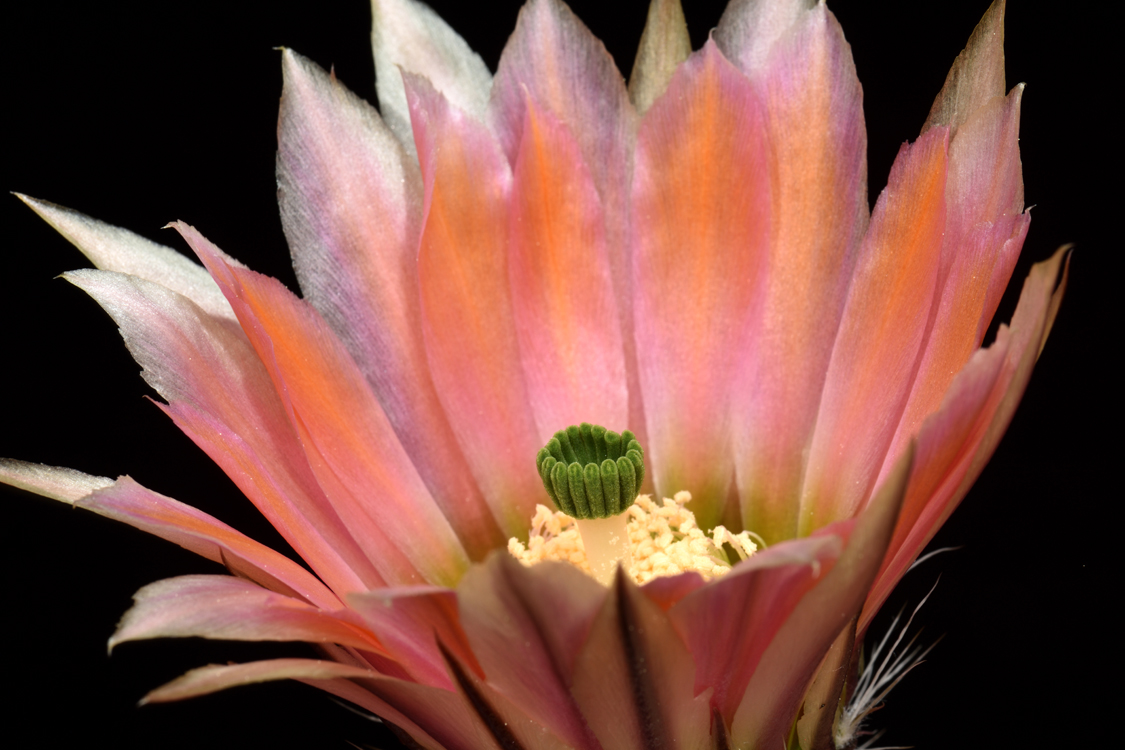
[512, 423, 758, 585]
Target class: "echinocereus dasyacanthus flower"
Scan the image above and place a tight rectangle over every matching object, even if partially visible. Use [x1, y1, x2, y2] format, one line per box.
[3, 0, 1070, 749]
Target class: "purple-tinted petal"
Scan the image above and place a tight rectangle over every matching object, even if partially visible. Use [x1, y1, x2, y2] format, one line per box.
[922, 0, 1007, 135]
[363, 663, 576, 750]
[627, 0, 691, 115]
[571, 569, 711, 750]
[715, 0, 811, 77]
[18, 194, 235, 321]
[297, 672, 447, 750]
[348, 585, 481, 691]
[278, 50, 502, 560]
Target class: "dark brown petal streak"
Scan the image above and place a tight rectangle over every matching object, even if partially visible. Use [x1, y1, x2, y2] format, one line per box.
[615, 569, 669, 750]
[439, 639, 529, 750]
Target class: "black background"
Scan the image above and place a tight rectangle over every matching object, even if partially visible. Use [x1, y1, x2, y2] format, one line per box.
[3, 1, 1112, 748]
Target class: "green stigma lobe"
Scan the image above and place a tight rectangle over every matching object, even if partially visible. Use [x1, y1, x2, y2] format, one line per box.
[536, 423, 644, 519]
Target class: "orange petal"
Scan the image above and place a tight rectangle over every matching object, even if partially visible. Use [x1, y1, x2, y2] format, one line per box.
[860, 248, 1069, 633]
[183, 224, 470, 587]
[508, 101, 627, 441]
[62, 269, 381, 595]
[491, 0, 642, 435]
[407, 76, 543, 535]
[878, 88, 1027, 480]
[278, 51, 503, 560]
[799, 127, 949, 534]
[631, 41, 771, 530]
[727, 3, 870, 544]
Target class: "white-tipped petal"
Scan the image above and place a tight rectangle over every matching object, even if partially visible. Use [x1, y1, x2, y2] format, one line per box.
[371, 0, 492, 157]
[17, 194, 235, 321]
[715, 0, 816, 77]
[0, 459, 113, 504]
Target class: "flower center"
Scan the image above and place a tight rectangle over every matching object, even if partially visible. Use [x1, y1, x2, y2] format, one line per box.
[522, 423, 758, 585]
[508, 491, 759, 585]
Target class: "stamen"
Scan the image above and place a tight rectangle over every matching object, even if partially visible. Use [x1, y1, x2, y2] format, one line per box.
[508, 491, 760, 585]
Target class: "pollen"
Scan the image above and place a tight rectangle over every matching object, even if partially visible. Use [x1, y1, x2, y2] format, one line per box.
[508, 491, 759, 584]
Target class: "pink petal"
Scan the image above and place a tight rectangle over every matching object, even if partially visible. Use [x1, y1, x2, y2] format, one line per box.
[878, 86, 1027, 487]
[0, 463, 340, 609]
[370, 0, 491, 156]
[17, 194, 234, 321]
[141, 659, 376, 704]
[60, 269, 380, 595]
[110, 575, 384, 653]
[347, 585, 481, 691]
[181, 225, 470, 587]
[668, 534, 846, 723]
[490, 0, 642, 436]
[508, 101, 627, 440]
[732, 446, 913, 748]
[923, 0, 1007, 134]
[631, 41, 770, 529]
[277, 50, 502, 559]
[860, 248, 1070, 633]
[570, 569, 712, 750]
[799, 127, 949, 533]
[458, 554, 606, 750]
[407, 76, 542, 535]
[726, 3, 869, 544]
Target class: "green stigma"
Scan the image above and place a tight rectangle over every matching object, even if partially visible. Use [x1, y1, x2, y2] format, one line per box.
[535, 423, 645, 519]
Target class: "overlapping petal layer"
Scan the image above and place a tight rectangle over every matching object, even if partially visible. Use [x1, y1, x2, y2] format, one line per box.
[5, 1, 1063, 748]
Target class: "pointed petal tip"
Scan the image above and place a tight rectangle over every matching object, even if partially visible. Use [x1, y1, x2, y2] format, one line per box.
[629, 0, 691, 115]
[138, 659, 375, 704]
[924, 0, 1008, 134]
[0, 458, 114, 505]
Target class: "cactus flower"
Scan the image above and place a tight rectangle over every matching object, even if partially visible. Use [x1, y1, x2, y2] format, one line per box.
[2, 0, 1067, 748]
